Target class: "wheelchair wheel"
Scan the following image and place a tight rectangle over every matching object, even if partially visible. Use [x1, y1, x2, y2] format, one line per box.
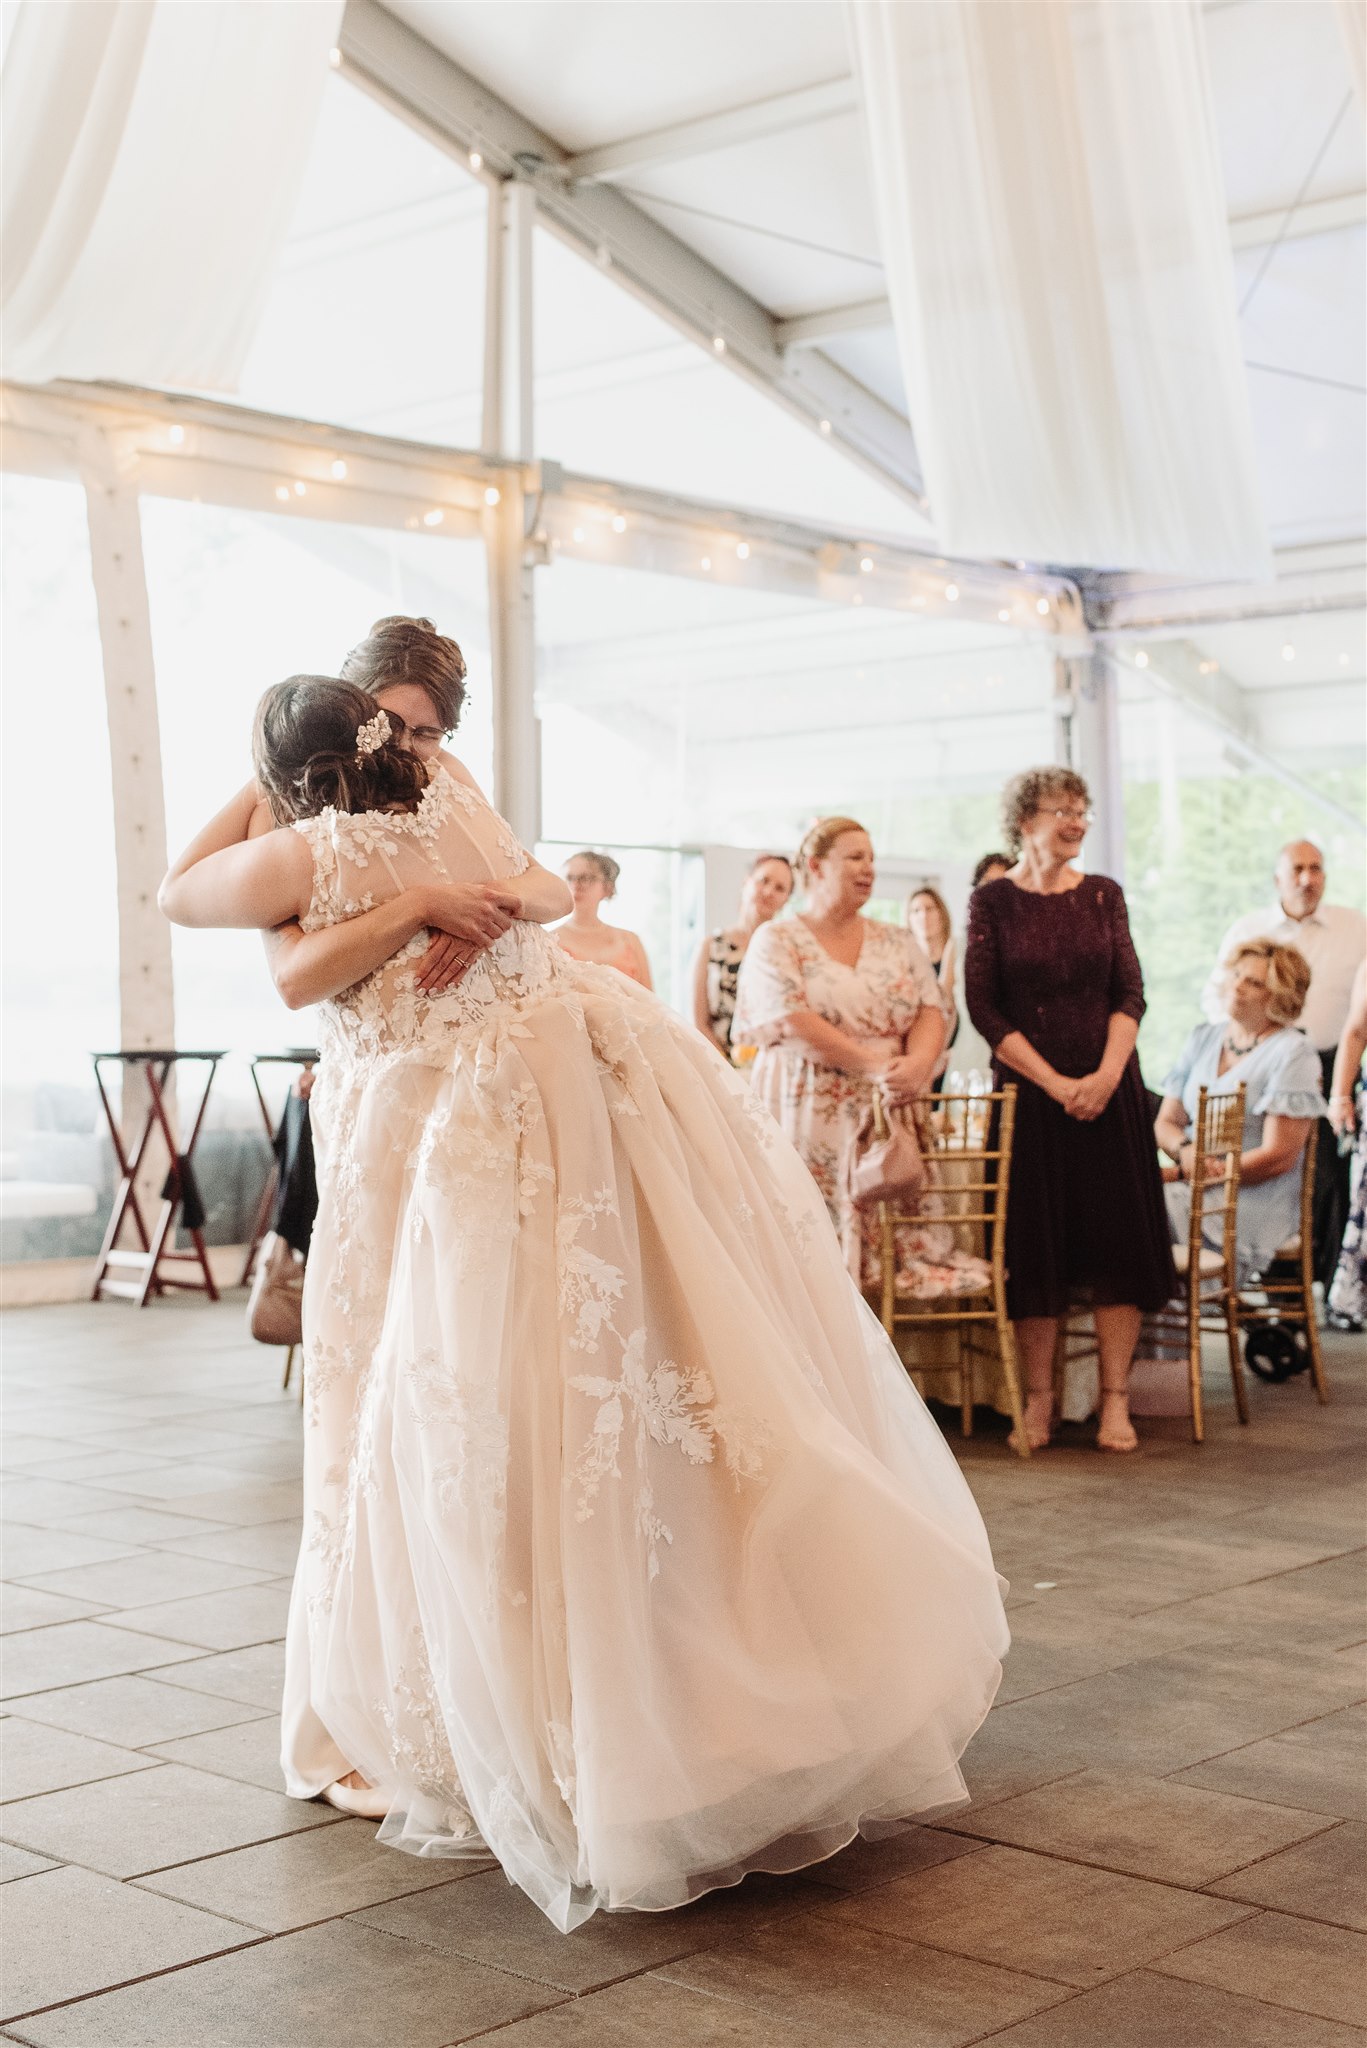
[1244, 1325, 1304, 1382]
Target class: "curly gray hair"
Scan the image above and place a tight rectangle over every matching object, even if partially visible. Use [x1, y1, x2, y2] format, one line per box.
[1000, 766, 1091, 855]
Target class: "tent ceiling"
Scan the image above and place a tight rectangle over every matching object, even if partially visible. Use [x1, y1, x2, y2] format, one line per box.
[376, 0, 1365, 557]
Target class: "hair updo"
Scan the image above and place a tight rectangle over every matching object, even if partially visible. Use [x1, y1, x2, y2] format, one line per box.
[340, 615, 467, 732]
[797, 815, 868, 878]
[566, 850, 620, 894]
[252, 676, 430, 824]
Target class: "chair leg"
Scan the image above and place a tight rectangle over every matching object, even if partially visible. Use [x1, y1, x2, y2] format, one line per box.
[1188, 1280, 1204, 1444]
[1222, 1293, 1249, 1424]
[957, 1325, 973, 1438]
[1303, 1255, 1331, 1405]
[995, 1291, 1029, 1459]
[282, 1344, 295, 1392]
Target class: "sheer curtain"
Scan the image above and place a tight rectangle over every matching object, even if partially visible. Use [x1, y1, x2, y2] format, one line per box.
[2, 0, 342, 389]
[849, 0, 1271, 579]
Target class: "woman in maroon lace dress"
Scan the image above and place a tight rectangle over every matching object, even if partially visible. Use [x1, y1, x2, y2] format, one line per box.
[965, 768, 1175, 1452]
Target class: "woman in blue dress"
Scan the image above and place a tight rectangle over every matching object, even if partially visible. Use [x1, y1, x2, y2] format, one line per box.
[1155, 939, 1325, 1282]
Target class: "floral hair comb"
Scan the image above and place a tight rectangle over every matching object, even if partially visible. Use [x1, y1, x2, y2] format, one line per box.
[355, 708, 391, 760]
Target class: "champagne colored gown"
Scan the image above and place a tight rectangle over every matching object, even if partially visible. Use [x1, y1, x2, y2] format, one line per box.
[280, 766, 1009, 1931]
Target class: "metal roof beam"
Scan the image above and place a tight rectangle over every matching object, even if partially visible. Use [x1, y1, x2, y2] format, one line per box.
[1085, 541, 1366, 633]
[337, 1, 927, 510]
[563, 77, 857, 182]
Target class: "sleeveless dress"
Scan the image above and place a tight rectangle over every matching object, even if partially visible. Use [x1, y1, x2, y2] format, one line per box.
[554, 924, 650, 985]
[280, 766, 1008, 1932]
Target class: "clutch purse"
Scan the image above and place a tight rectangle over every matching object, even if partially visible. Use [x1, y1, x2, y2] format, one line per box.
[842, 1101, 927, 1210]
[247, 1231, 304, 1347]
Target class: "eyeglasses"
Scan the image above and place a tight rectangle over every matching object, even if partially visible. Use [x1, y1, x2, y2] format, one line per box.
[403, 726, 446, 756]
[1042, 807, 1094, 825]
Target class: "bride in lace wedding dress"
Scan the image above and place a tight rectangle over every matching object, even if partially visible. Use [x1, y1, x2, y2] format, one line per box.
[161, 668, 1008, 1933]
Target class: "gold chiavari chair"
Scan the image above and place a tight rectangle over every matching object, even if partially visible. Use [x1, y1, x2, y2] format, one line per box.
[1237, 1123, 1330, 1405]
[872, 1085, 1029, 1457]
[1143, 1083, 1248, 1443]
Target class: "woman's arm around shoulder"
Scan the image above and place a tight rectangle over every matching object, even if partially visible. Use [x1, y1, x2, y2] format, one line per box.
[436, 750, 570, 923]
[159, 787, 314, 930]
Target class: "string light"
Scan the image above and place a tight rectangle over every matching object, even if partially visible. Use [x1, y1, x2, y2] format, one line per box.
[423, 509, 444, 527]
[736, 541, 750, 560]
[859, 556, 873, 574]
[944, 582, 959, 601]
[1134, 651, 1149, 668]
[998, 608, 1011, 622]
[328, 46, 342, 67]
[700, 555, 711, 570]
[612, 514, 628, 533]
[469, 150, 483, 172]
[572, 526, 586, 544]
[274, 485, 291, 502]
[330, 459, 347, 480]
[818, 419, 832, 435]
[293, 480, 306, 496]
[1036, 596, 1050, 616]
[1281, 643, 1296, 661]
[484, 486, 501, 506]
[1198, 658, 1219, 675]
[167, 424, 185, 447]
[712, 335, 726, 355]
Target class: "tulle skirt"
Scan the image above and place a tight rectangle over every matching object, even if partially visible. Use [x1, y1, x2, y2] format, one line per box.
[281, 962, 1008, 1929]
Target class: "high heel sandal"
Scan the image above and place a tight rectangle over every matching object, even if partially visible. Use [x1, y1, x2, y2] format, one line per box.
[1097, 1390, 1138, 1453]
[1009, 1391, 1056, 1454]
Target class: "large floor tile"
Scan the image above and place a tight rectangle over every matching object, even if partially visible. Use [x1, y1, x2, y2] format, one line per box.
[47, 1507, 234, 1546]
[0, 1585, 111, 1634]
[0, 1844, 57, 1884]
[797, 1824, 983, 1893]
[8, 1918, 561, 2047]
[658, 1909, 1069, 2046]
[152, 1520, 302, 1575]
[1172, 1704, 1367, 1821]
[424, 1971, 825, 2047]
[137, 1815, 469, 1932]
[151, 1641, 285, 1710]
[8, 1675, 269, 1748]
[0, 1621, 203, 1700]
[0, 1864, 252, 2022]
[15, 1553, 268, 1611]
[979, 1966, 1367, 2046]
[351, 1864, 814, 1997]
[1207, 1821, 1367, 1930]
[97, 1464, 261, 1504]
[80, 1424, 267, 1461]
[945, 1767, 1339, 1885]
[0, 1761, 335, 1876]
[146, 1713, 286, 1791]
[0, 1716, 159, 1802]
[101, 1582, 290, 1653]
[1152, 1908, 1367, 2026]
[829, 1843, 1254, 1987]
[153, 1480, 303, 1527]
[0, 1526, 141, 1578]
[0, 1481, 145, 1526]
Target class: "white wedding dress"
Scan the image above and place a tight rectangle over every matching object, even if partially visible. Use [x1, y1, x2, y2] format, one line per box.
[281, 764, 1009, 1931]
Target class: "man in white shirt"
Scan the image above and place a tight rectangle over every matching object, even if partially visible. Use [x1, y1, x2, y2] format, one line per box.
[1204, 840, 1367, 1297]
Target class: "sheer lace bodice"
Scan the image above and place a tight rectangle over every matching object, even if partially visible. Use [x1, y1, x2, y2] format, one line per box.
[293, 766, 567, 1067]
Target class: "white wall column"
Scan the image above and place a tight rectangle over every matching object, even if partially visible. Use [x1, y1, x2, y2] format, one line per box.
[482, 178, 541, 843]
[1067, 651, 1126, 882]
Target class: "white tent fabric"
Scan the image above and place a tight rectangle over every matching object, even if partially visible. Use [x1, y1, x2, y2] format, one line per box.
[1338, 0, 1367, 110]
[849, 0, 1272, 578]
[2, 0, 343, 391]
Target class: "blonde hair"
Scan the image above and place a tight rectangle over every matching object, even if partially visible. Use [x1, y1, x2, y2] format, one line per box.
[798, 815, 868, 879]
[1224, 937, 1311, 1027]
[906, 884, 952, 949]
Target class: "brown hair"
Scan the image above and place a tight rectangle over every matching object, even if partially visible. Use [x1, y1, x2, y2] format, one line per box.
[1224, 937, 1312, 1027]
[750, 852, 794, 879]
[907, 884, 952, 949]
[340, 615, 467, 731]
[252, 676, 429, 824]
[797, 815, 868, 878]
[1000, 767, 1091, 855]
[566, 849, 620, 894]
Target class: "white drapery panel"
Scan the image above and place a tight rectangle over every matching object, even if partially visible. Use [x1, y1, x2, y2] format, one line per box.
[2, 0, 342, 390]
[849, 1, 1271, 579]
[1338, 0, 1367, 111]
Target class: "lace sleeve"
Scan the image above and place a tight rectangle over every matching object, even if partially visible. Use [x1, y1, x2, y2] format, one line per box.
[964, 888, 1011, 1051]
[1103, 879, 1147, 1025]
[292, 812, 342, 932]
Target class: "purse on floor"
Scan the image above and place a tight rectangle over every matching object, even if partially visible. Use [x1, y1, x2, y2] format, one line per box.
[247, 1231, 305, 1347]
[842, 1100, 927, 1210]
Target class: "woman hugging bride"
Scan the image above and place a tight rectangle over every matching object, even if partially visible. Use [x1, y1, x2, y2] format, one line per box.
[159, 613, 1008, 1934]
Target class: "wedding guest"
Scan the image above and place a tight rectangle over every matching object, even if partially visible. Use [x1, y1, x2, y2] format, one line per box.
[906, 885, 959, 1088]
[692, 854, 794, 1057]
[1203, 840, 1366, 1285]
[1156, 941, 1323, 1282]
[1328, 958, 1367, 1330]
[972, 852, 1011, 890]
[555, 851, 653, 987]
[734, 817, 986, 1300]
[965, 768, 1175, 1452]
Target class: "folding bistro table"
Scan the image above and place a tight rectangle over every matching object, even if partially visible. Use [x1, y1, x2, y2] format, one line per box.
[90, 1050, 226, 1306]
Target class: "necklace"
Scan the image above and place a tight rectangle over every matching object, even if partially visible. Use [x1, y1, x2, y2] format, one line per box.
[1223, 1025, 1274, 1058]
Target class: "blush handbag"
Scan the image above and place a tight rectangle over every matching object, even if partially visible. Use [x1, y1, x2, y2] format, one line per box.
[842, 1098, 927, 1211]
[247, 1231, 305, 1348]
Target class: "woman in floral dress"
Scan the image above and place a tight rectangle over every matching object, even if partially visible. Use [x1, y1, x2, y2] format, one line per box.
[734, 817, 990, 1300]
[160, 671, 1007, 1935]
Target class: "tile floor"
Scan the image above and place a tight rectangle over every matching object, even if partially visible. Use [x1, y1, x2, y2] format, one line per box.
[1, 1300, 1363, 2047]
